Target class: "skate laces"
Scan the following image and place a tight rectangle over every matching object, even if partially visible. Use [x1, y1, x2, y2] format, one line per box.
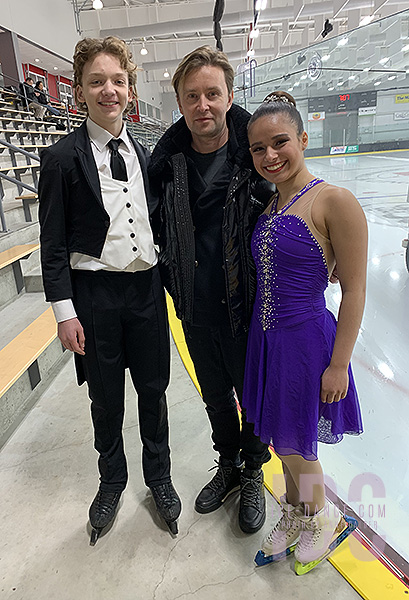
[240, 471, 263, 506]
[95, 491, 121, 514]
[267, 508, 300, 542]
[206, 460, 234, 491]
[297, 509, 341, 550]
[152, 483, 177, 506]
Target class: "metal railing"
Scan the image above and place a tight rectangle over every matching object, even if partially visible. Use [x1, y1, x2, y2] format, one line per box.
[0, 139, 40, 232]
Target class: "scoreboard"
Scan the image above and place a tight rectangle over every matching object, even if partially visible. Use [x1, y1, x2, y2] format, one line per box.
[308, 91, 377, 113]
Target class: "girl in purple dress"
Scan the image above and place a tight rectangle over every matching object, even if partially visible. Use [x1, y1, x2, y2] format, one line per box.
[242, 92, 367, 570]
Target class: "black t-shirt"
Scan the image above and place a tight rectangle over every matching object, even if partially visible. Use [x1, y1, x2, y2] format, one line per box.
[185, 142, 232, 326]
[187, 143, 228, 188]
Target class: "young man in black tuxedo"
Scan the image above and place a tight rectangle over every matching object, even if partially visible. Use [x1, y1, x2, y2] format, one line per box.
[39, 37, 180, 543]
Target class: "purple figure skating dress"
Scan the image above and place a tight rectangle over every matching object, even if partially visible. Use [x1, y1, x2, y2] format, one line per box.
[243, 178, 363, 460]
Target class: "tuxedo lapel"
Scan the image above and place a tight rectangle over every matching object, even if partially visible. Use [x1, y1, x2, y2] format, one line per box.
[74, 122, 104, 208]
[128, 134, 157, 215]
[129, 135, 150, 194]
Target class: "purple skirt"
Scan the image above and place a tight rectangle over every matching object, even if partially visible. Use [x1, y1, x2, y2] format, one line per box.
[243, 309, 363, 461]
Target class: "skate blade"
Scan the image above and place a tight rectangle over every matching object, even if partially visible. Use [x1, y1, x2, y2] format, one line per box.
[90, 528, 100, 546]
[167, 519, 178, 536]
[255, 544, 297, 567]
[294, 515, 358, 575]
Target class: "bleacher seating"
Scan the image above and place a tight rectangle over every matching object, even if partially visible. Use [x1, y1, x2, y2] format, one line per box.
[0, 89, 75, 443]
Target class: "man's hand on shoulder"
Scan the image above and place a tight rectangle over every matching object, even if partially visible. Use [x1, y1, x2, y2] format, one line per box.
[58, 318, 85, 355]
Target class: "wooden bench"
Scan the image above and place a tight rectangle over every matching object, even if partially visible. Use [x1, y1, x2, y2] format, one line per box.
[0, 306, 58, 399]
[0, 127, 38, 138]
[0, 115, 64, 129]
[15, 194, 38, 222]
[0, 128, 66, 149]
[0, 243, 40, 293]
[7, 144, 47, 151]
[0, 106, 33, 118]
[0, 165, 39, 174]
[0, 163, 40, 191]
[0, 128, 66, 138]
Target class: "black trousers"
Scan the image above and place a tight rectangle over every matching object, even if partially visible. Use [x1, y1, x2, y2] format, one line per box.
[182, 320, 271, 468]
[73, 266, 171, 492]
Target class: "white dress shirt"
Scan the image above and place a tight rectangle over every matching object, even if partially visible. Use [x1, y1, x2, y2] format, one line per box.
[52, 118, 157, 323]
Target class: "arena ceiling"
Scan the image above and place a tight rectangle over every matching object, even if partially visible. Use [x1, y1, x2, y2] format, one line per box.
[70, 0, 409, 88]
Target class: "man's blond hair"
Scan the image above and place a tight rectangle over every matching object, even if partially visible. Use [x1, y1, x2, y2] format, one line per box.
[172, 45, 234, 97]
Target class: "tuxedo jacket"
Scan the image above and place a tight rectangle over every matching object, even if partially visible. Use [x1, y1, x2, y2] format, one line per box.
[38, 121, 156, 304]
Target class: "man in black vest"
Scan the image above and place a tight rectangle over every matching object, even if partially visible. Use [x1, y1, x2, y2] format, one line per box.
[149, 47, 273, 534]
[39, 37, 180, 544]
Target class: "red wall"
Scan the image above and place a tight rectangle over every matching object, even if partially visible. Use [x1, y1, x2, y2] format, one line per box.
[47, 73, 58, 101]
[21, 63, 73, 102]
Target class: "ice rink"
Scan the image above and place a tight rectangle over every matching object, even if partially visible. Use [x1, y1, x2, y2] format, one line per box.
[308, 149, 409, 565]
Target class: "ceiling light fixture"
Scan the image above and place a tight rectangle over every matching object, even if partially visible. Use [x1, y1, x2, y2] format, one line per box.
[140, 42, 148, 56]
[255, 0, 267, 11]
[247, 49, 255, 57]
[250, 28, 260, 39]
[337, 37, 348, 46]
[374, 80, 381, 86]
[321, 54, 330, 62]
[379, 57, 389, 65]
[163, 69, 170, 78]
[359, 15, 374, 27]
[92, 0, 103, 9]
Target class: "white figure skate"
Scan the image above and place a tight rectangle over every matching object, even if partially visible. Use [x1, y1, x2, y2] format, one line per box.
[255, 495, 302, 566]
[294, 499, 358, 575]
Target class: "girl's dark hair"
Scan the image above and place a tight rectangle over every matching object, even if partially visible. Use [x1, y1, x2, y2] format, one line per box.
[248, 90, 304, 137]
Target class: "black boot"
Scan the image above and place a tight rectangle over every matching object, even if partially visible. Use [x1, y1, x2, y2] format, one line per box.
[195, 457, 242, 514]
[150, 482, 181, 535]
[239, 468, 266, 534]
[89, 489, 122, 545]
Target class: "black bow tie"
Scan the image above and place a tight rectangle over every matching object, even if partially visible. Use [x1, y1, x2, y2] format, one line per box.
[108, 138, 128, 181]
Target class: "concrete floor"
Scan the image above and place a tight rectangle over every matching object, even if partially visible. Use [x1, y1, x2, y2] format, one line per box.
[0, 339, 361, 600]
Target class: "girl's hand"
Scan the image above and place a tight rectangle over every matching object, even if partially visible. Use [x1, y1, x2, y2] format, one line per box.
[320, 365, 349, 403]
